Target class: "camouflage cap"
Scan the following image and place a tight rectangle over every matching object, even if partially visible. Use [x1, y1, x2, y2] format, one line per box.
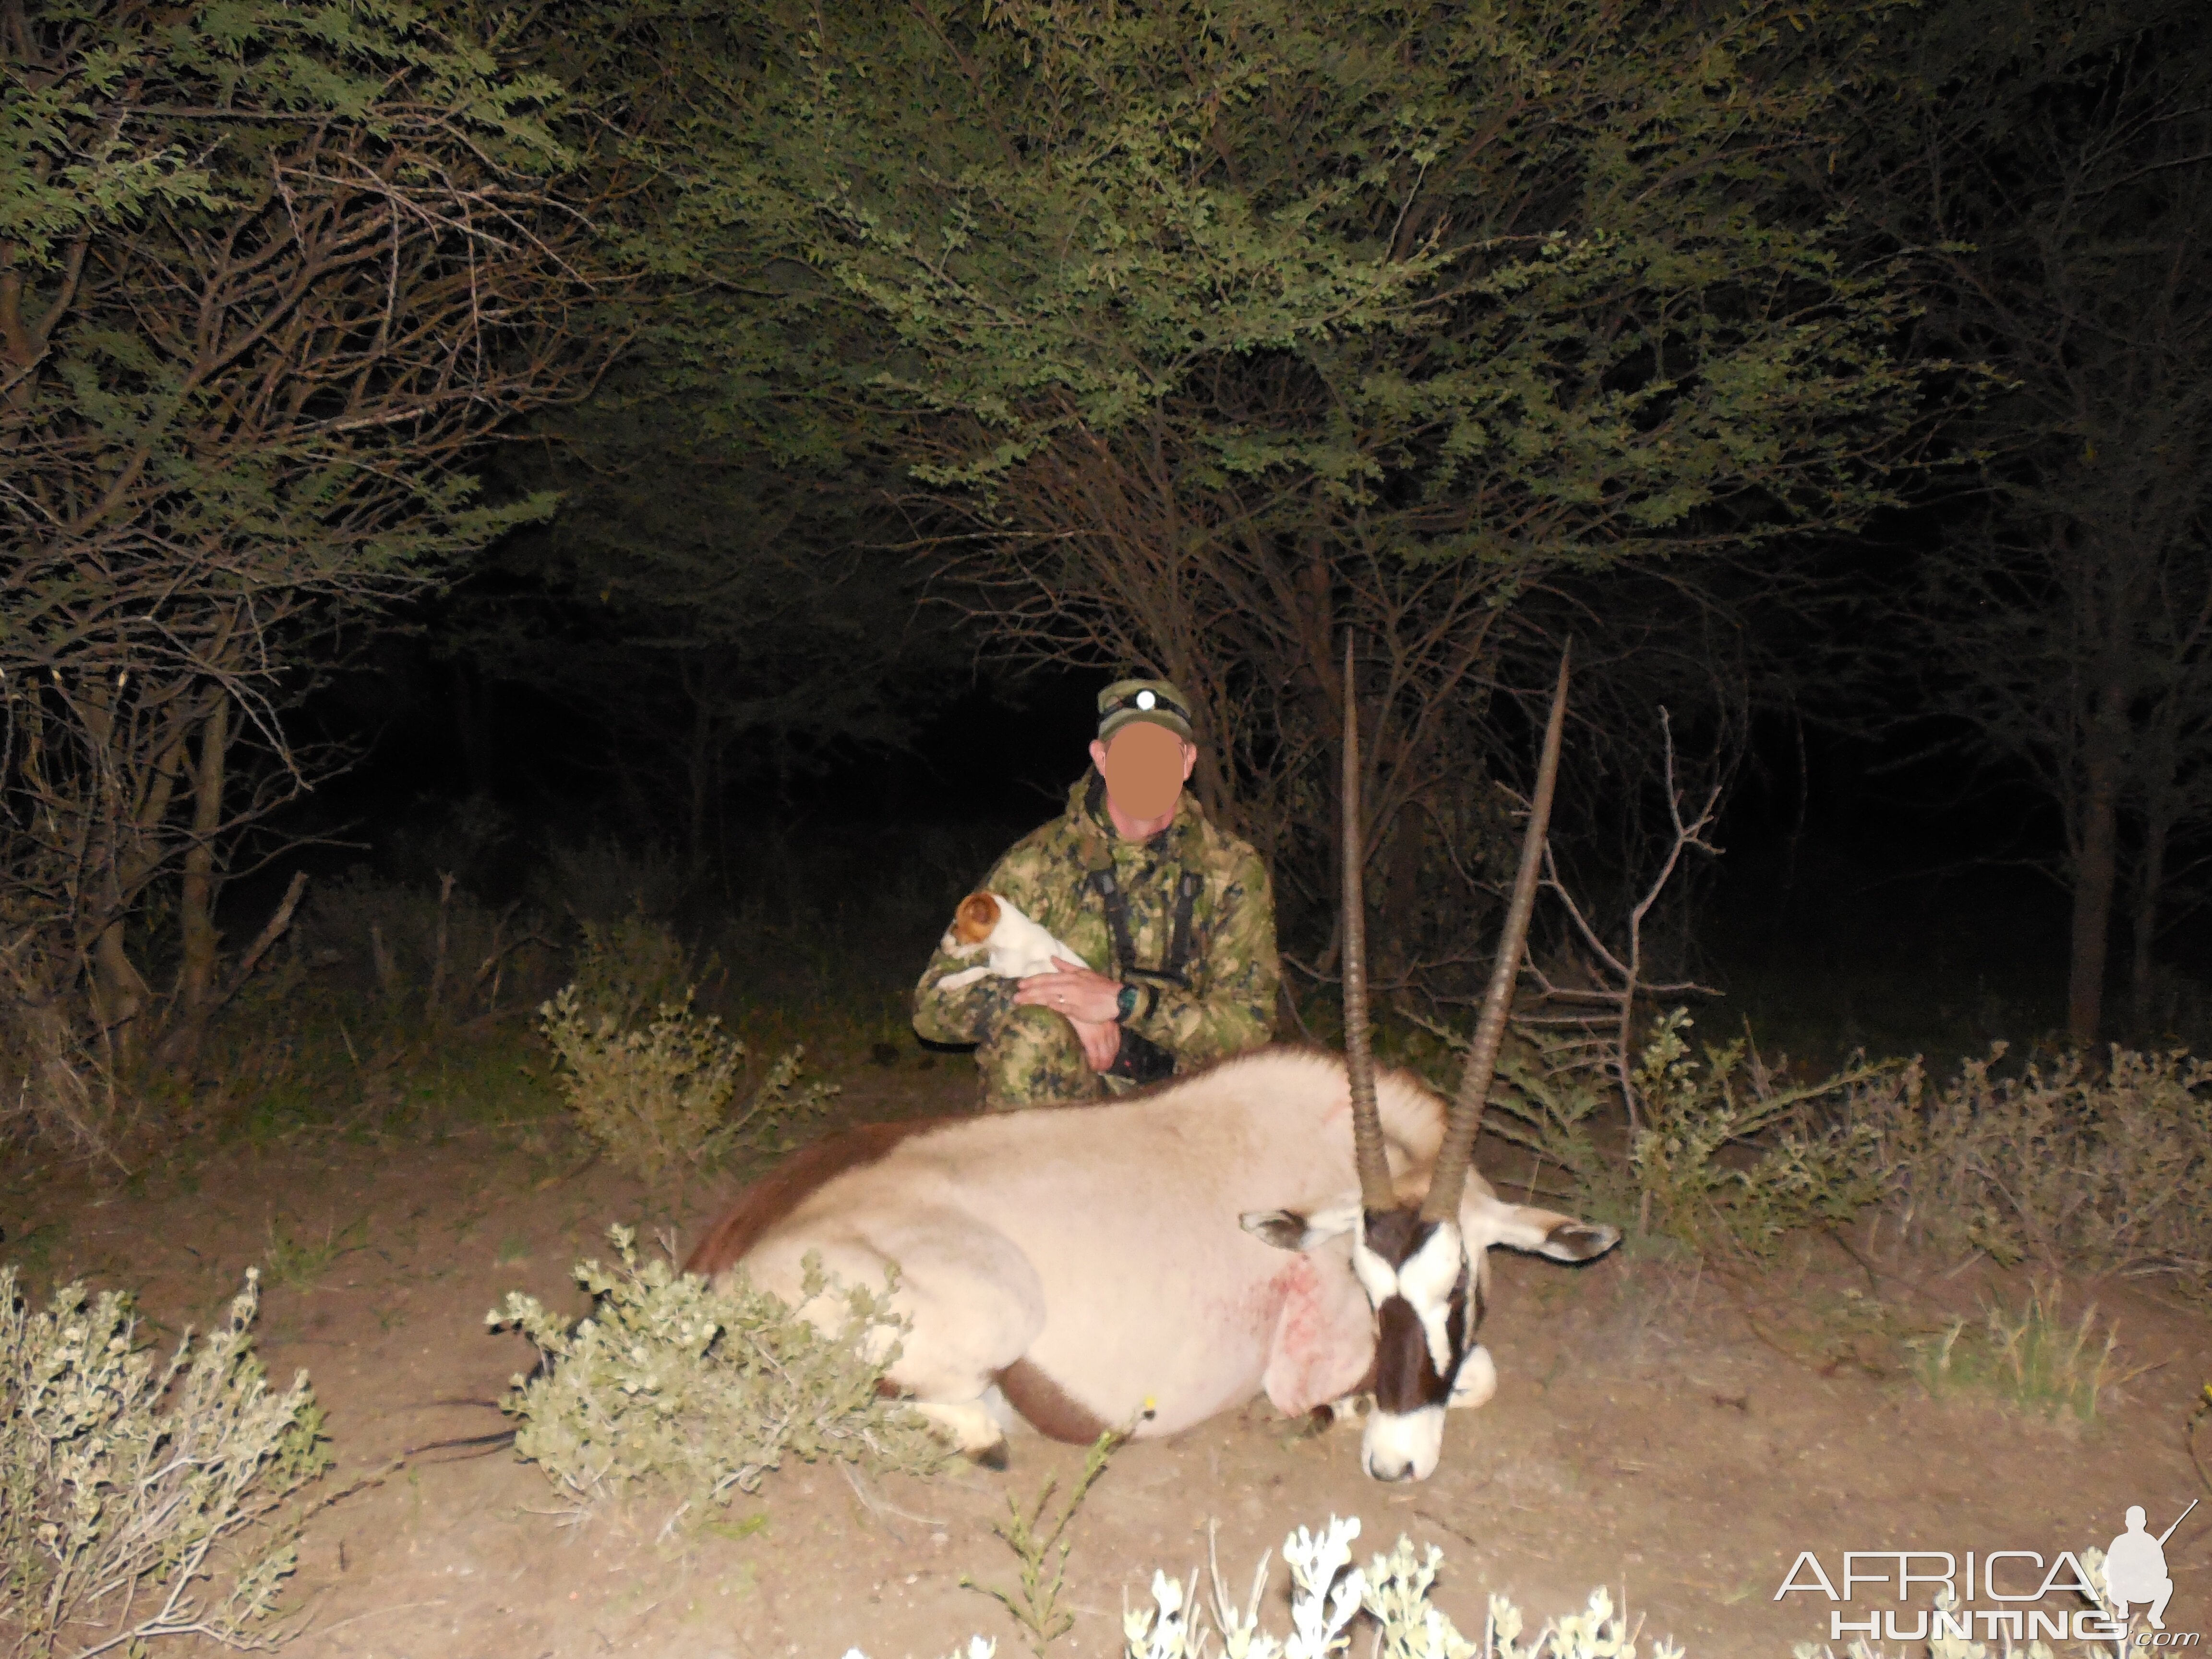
[1097, 677, 1196, 743]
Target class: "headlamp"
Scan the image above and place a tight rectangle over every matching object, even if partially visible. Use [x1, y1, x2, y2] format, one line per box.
[1110, 689, 1188, 722]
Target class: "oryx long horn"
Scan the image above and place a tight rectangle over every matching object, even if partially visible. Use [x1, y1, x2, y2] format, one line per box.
[1421, 645, 1572, 1225]
[1342, 637, 1395, 1213]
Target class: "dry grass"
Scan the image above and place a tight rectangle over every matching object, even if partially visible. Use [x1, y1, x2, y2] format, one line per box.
[1905, 1278, 2145, 1421]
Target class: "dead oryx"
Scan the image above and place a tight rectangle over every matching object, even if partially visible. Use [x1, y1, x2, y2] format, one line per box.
[685, 647, 1619, 1480]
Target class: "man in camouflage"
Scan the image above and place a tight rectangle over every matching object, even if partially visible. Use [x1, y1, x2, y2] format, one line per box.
[914, 678, 1281, 1109]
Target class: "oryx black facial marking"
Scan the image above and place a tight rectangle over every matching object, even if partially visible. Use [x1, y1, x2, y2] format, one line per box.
[1311, 639, 1589, 1481]
[1355, 1211, 1467, 1415]
[1344, 1208, 1487, 1480]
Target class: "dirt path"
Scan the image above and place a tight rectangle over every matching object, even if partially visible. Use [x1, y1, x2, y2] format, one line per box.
[10, 1060, 2209, 1659]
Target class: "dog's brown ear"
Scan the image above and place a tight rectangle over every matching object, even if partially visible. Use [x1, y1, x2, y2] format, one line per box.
[952, 892, 1000, 944]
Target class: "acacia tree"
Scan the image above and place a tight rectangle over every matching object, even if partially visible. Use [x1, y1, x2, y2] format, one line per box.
[1842, 0, 2212, 1040]
[0, 0, 601, 1138]
[665, 0, 1928, 967]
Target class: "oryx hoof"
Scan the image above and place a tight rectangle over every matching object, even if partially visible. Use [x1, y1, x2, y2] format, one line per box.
[1286, 1396, 1365, 1439]
[912, 1399, 1012, 1466]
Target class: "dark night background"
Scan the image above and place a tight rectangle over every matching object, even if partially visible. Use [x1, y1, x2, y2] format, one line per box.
[296, 586, 2107, 1070]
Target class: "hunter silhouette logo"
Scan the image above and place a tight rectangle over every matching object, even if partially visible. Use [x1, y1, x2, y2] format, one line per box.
[2107, 1500, 2194, 1631]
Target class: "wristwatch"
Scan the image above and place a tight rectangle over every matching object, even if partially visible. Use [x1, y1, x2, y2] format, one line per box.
[1115, 983, 1141, 1024]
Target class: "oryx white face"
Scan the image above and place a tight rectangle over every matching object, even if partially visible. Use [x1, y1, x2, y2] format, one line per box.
[1241, 1201, 1480, 1483]
[1347, 1208, 1475, 1482]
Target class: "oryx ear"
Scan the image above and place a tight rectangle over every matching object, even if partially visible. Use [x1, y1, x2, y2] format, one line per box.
[1465, 1198, 1622, 1263]
[1241, 1202, 1361, 1253]
[1536, 1220, 1620, 1262]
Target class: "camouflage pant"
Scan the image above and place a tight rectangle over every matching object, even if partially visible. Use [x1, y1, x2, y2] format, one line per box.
[974, 1004, 1122, 1111]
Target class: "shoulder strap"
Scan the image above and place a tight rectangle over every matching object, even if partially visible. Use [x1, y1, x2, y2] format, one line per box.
[1091, 865, 1203, 989]
[1089, 867, 1141, 981]
[1162, 870, 1205, 984]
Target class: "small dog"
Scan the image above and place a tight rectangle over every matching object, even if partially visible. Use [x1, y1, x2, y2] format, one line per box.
[936, 892, 1092, 990]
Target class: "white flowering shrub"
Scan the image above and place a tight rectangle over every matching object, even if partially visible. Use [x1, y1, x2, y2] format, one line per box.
[1122, 1518, 1680, 1659]
[0, 1266, 329, 1659]
[489, 1226, 948, 1511]
[850, 1515, 1681, 1659]
[538, 984, 836, 1179]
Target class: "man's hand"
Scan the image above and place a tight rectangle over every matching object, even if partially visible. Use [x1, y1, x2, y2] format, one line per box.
[1014, 957, 1128, 1072]
[1013, 957, 1123, 1022]
[1067, 1015, 1122, 1072]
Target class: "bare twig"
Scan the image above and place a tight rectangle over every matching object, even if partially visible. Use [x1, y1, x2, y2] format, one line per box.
[1531, 708, 1724, 1131]
[213, 871, 312, 1012]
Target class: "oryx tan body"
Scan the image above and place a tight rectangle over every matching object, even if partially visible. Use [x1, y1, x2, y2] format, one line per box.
[685, 1046, 1585, 1454]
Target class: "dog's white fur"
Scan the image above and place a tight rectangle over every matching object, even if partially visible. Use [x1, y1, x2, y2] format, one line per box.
[937, 891, 1092, 991]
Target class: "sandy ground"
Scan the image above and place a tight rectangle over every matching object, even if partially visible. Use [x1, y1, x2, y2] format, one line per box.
[9, 1057, 2210, 1659]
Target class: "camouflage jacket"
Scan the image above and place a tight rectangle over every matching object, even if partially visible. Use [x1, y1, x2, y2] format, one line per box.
[914, 773, 1280, 1071]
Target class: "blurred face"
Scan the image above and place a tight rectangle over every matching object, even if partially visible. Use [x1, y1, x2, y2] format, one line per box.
[1089, 723, 1198, 821]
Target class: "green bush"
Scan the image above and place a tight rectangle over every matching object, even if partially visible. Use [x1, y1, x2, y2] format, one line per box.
[488, 1226, 948, 1513]
[1484, 1009, 2212, 1305]
[1872, 1044, 2212, 1304]
[0, 1267, 328, 1659]
[567, 910, 706, 1031]
[1479, 1013, 1891, 1259]
[538, 985, 835, 1179]
[1623, 1013, 1892, 1258]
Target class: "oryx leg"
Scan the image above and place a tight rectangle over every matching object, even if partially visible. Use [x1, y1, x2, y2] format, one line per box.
[779, 1212, 1046, 1464]
[1449, 1344, 1496, 1409]
[909, 1401, 1012, 1463]
[1307, 1394, 1370, 1433]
